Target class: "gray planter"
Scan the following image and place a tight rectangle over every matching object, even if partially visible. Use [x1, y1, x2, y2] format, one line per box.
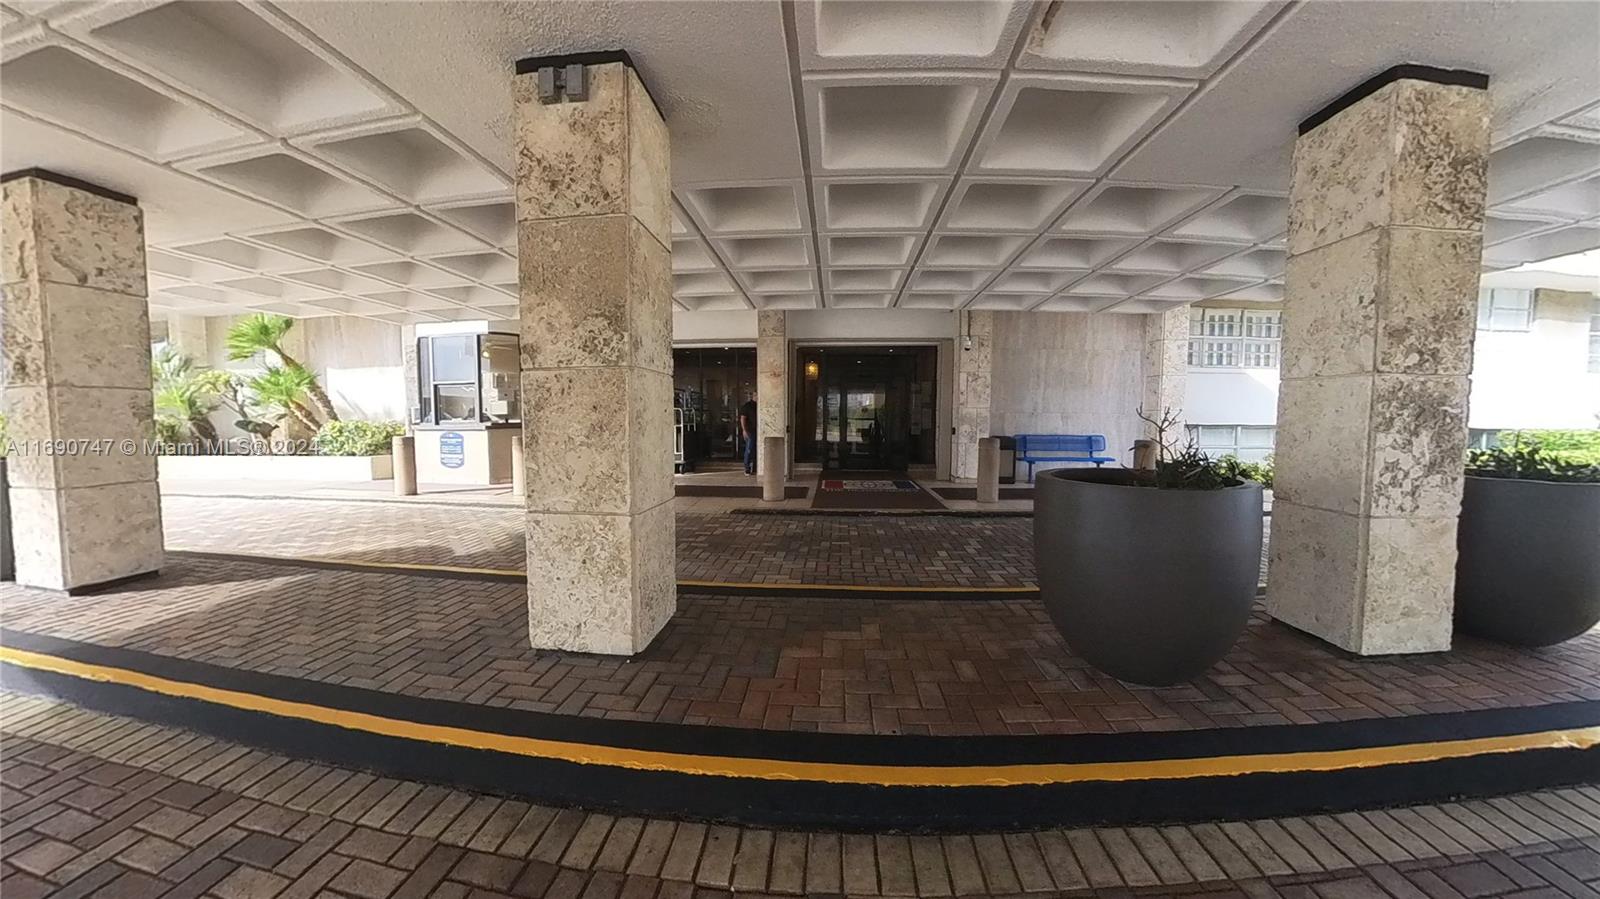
[1455, 475, 1600, 646]
[0, 457, 11, 582]
[1034, 469, 1263, 686]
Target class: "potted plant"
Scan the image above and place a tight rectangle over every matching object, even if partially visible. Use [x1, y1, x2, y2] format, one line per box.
[1033, 408, 1263, 685]
[1455, 436, 1600, 646]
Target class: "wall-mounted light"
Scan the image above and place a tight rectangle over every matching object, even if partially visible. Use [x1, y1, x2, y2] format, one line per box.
[804, 360, 820, 379]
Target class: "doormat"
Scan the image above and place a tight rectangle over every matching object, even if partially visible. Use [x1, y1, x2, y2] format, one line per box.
[812, 475, 946, 510]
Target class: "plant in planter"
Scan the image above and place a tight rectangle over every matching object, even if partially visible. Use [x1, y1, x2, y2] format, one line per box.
[1455, 437, 1600, 646]
[1033, 407, 1264, 685]
[225, 313, 338, 425]
[248, 365, 322, 444]
[151, 348, 224, 448]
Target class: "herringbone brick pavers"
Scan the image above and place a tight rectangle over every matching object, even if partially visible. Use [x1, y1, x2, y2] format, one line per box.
[4, 693, 1600, 898]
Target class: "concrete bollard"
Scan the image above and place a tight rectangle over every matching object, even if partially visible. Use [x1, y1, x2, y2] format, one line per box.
[392, 435, 418, 496]
[511, 435, 526, 497]
[762, 436, 785, 502]
[976, 436, 1001, 503]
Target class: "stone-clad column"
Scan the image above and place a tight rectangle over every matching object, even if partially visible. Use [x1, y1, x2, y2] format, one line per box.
[756, 310, 786, 477]
[953, 310, 993, 480]
[1267, 69, 1490, 655]
[1, 171, 163, 591]
[167, 314, 208, 364]
[514, 56, 674, 654]
[1142, 307, 1189, 445]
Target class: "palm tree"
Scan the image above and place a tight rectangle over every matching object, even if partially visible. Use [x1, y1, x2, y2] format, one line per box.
[151, 348, 222, 445]
[225, 313, 338, 424]
[249, 365, 321, 436]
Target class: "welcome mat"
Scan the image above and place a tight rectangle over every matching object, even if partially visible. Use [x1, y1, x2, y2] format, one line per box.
[812, 474, 946, 510]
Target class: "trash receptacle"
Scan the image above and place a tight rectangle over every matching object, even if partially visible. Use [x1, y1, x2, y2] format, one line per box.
[996, 436, 1017, 485]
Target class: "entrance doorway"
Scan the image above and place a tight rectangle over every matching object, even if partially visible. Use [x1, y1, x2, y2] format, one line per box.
[673, 346, 755, 468]
[794, 346, 939, 472]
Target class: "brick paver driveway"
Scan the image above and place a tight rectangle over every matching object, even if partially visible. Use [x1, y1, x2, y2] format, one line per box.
[6, 691, 1600, 899]
[160, 495, 1038, 588]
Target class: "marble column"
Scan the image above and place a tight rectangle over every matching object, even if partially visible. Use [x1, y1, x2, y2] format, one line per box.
[755, 310, 786, 477]
[1266, 71, 1489, 655]
[514, 58, 674, 655]
[953, 310, 993, 480]
[1, 171, 163, 591]
[1142, 307, 1189, 448]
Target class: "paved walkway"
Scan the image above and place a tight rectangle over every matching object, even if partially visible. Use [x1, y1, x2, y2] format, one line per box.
[159, 495, 1038, 587]
[4, 545, 1597, 736]
[6, 692, 1600, 899]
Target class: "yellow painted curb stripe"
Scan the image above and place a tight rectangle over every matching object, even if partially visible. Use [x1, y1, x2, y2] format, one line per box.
[5, 645, 1597, 788]
[190, 550, 1038, 593]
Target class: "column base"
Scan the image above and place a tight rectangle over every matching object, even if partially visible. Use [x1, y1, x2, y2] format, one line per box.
[526, 501, 675, 655]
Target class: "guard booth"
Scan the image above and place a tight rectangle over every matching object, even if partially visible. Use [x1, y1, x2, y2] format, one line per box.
[411, 321, 520, 486]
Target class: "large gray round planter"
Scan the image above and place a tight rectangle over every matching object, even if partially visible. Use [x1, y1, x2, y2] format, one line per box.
[1034, 469, 1263, 686]
[1455, 475, 1600, 646]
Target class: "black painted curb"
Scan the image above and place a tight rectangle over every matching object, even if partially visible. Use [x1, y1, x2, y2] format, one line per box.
[4, 629, 1597, 832]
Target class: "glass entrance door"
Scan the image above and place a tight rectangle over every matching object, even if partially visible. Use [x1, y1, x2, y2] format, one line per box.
[795, 346, 939, 472]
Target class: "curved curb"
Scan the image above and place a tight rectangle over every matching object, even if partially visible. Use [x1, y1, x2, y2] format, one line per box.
[4, 629, 1597, 832]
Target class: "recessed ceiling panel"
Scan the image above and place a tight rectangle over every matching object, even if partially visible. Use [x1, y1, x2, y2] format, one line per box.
[799, 0, 1026, 70]
[1058, 184, 1222, 236]
[87, 2, 391, 133]
[245, 226, 390, 265]
[808, 75, 995, 172]
[335, 212, 486, 256]
[717, 236, 811, 269]
[1167, 193, 1287, 244]
[829, 292, 896, 308]
[974, 76, 1186, 175]
[430, 201, 516, 247]
[818, 179, 943, 231]
[683, 183, 805, 235]
[1020, 1, 1280, 79]
[1, 45, 248, 161]
[1107, 240, 1237, 275]
[940, 179, 1089, 231]
[825, 235, 917, 267]
[924, 234, 1027, 267]
[191, 150, 392, 217]
[306, 121, 507, 203]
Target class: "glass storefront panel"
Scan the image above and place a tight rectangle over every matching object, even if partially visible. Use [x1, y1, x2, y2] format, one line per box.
[795, 346, 938, 470]
[672, 346, 756, 463]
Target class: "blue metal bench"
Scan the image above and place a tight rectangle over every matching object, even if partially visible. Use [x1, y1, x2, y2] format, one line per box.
[1015, 434, 1116, 481]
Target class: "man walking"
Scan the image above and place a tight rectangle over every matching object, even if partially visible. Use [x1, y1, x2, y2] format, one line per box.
[738, 396, 757, 475]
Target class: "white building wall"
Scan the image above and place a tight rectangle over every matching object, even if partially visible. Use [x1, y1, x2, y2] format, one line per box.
[1467, 289, 1599, 431]
[1184, 286, 1600, 440]
[989, 311, 1147, 471]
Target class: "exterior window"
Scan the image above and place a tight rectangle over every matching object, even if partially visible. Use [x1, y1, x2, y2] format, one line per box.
[1589, 297, 1600, 374]
[1477, 288, 1534, 332]
[1188, 425, 1276, 462]
[1467, 429, 1503, 451]
[414, 333, 521, 426]
[1189, 308, 1281, 369]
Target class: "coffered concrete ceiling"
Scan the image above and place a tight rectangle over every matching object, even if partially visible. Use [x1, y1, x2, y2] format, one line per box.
[2, 0, 1596, 326]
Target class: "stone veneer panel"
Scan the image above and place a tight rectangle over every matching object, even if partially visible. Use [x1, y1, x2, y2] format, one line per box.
[515, 61, 674, 654]
[1, 174, 162, 591]
[1142, 307, 1189, 443]
[1266, 76, 1489, 655]
[952, 310, 993, 480]
[755, 310, 785, 477]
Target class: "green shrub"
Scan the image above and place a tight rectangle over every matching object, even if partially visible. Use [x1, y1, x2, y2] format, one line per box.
[314, 420, 405, 457]
[1468, 436, 1600, 483]
[1496, 429, 1600, 466]
[1217, 454, 1274, 489]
